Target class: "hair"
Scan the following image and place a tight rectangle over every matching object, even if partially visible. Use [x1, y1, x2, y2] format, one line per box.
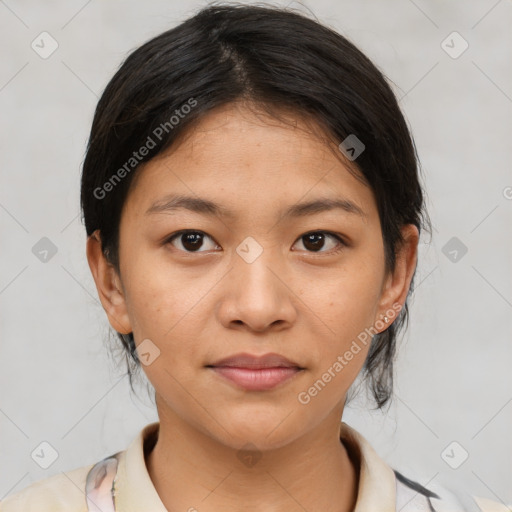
[80, 2, 431, 409]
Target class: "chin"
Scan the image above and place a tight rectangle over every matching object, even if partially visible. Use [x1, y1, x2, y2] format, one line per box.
[209, 410, 305, 451]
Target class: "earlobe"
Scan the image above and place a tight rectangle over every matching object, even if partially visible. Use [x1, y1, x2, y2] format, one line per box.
[86, 230, 132, 334]
[376, 224, 419, 330]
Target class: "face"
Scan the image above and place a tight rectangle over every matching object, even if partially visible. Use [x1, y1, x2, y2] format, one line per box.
[88, 102, 418, 450]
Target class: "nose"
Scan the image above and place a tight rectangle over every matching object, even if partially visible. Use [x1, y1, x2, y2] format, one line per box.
[216, 248, 297, 333]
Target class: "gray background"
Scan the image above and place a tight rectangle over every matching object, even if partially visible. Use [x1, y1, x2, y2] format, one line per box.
[1, 0, 511, 506]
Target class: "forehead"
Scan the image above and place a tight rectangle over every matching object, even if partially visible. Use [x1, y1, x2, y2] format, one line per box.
[162, 102, 356, 170]
[124, 102, 377, 223]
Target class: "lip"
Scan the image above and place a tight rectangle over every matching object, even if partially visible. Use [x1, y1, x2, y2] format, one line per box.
[208, 352, 303, 369]
[206, 352, 304, 391]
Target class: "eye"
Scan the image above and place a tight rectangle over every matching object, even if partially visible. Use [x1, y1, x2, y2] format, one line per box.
[292, 231, 346, 254]
[164, 230, 346, 255]
[165, 230, 220, 253]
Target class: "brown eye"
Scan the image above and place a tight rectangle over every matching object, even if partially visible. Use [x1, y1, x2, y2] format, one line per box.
[166, 231, 219, 253]
[293, 231, 346, 254]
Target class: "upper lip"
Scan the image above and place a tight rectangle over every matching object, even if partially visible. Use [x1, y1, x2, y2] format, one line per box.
[207, 352, 303, 369]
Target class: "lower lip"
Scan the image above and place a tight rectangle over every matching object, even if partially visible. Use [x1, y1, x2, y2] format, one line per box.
[210, 366, 302, 391]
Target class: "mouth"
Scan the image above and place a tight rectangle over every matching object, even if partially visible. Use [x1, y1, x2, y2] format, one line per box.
[206, 352, 305, 391]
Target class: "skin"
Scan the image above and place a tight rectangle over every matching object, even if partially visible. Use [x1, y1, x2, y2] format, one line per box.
[87, 102, 419, 512]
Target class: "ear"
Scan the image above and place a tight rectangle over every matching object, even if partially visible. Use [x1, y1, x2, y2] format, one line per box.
[86, 230, 132, 334]
[375, 224, 419, 329]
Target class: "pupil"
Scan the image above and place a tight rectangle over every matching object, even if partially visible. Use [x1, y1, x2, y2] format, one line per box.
[183, 232, 202, 251]
[304, 233, 324, 252]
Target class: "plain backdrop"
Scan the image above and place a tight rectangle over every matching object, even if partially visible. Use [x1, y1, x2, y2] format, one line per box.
[1, 0, 511, 506]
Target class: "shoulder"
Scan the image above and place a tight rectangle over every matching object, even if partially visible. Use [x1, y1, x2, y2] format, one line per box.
[394, 469, 510, 512]
[0, 462, 95, 512]
[1, 423, 157, 512]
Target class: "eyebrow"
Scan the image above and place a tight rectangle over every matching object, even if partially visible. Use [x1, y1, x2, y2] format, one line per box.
[145, 193, 367, 220]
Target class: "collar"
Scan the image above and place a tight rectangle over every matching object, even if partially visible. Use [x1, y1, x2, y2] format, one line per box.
[113, 422, 165, 511]
[339, 421, 396, 511]
[112, 421, 396, 512]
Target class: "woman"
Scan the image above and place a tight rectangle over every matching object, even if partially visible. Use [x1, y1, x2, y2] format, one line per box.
[1, 4, 505, 511]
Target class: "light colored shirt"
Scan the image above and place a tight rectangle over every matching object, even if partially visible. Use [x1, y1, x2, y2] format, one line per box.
[0, 421, 507, 511]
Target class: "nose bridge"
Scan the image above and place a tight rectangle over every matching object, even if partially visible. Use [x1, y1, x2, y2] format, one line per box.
[219, 234, 296, 331]
[234, 234, 282, 295]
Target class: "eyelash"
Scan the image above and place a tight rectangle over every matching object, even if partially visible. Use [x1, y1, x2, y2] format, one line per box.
[164, 230, 347, 255]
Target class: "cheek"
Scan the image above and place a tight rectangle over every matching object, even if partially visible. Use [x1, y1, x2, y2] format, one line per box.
[123, 255, 195, 334]
[311, 263, 382, 332]
[122, 260, 211, 371]
[300, 260, 383, 377]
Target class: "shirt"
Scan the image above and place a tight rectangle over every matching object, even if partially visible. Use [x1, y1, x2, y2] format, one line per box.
[0, 421, 507, 512]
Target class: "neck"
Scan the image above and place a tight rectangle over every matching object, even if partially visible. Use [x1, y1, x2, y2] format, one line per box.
[146, 404, 359, 512]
